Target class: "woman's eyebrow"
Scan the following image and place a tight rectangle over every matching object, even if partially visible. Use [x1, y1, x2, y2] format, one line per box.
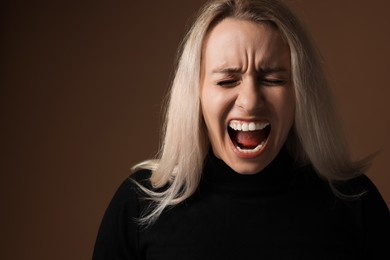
[211, 67, 242, 74]
[211, 66, 288, 75]
[260, 66, 288, 74]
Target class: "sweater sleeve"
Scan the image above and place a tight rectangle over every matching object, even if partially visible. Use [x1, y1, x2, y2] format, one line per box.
[92, 177, 140, 260]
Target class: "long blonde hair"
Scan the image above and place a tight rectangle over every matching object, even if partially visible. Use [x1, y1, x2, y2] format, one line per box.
[132, 0, 373, 225]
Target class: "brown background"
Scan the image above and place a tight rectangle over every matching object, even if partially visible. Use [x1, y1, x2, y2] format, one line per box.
[1, 0, 389, 259]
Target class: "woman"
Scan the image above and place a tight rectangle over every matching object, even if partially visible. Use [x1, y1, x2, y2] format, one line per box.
[93, 0, 390, 259]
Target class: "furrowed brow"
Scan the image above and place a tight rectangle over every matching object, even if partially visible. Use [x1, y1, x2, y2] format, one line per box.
[260, 66, 288, 74]
[211, 67, 242, 75]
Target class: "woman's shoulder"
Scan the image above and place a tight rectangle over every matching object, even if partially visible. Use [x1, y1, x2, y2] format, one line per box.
[341, 174, 389, 211]
[129, 168, 152, 182]
[334, 173, 386, 200]
[294, 164, 388, 208]
[107, 169, 152, 204]
[295, 163, 382, 192]
[93, 169, 152, 259]
[126, 168, 151, 186]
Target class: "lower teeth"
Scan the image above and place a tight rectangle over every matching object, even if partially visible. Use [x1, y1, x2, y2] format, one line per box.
[236, 140, 266, 153]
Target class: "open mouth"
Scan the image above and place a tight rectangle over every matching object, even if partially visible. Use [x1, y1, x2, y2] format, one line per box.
[228, 120, 271, 153]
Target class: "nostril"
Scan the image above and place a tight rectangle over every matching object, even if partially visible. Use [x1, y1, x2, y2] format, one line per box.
[235, 94, 265, 113]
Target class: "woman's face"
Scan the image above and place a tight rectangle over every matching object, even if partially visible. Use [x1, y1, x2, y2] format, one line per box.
[200, 18, 295, 174]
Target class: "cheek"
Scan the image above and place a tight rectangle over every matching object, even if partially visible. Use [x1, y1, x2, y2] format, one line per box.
[200, 89, 214, 124]
[201, 86, 219, 119]
[278, 90, 295, 128]
[268, 88, 295, 127]
[200, 87, 218, 135]
[200, 87, 230, 137]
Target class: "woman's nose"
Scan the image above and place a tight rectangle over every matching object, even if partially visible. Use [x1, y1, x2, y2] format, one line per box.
[235, 76, 264, 114]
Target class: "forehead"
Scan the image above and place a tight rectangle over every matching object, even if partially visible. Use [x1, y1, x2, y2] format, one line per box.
[202, 18, 290, 71]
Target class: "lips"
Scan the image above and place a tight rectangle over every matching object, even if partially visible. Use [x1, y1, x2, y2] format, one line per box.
[228, 120, 271, 154]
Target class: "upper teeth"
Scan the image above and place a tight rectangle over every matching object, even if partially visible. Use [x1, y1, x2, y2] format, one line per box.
[229, 121, 269, 131]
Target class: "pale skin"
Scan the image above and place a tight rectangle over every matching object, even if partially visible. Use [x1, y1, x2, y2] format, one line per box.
[200, 18, 296, 174]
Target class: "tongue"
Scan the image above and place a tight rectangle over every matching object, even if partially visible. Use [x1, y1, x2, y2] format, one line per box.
[236, 130, 266, 149]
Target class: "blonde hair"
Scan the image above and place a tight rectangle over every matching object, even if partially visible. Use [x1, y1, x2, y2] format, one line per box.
[132, 0, 373, 225]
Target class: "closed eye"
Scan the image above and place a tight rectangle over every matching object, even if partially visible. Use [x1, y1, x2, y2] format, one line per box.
[217, 79, 240, 87]
[262, 79, 286, 86]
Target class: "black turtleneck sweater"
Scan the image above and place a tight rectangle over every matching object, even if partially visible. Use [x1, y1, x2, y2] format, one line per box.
[93, 150, 390, 259]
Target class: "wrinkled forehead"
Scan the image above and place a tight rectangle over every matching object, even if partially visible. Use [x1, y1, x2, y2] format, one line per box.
[201, 18, 291, 74]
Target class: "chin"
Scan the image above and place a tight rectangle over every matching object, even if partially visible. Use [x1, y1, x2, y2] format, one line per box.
[228, 158, 270, 175]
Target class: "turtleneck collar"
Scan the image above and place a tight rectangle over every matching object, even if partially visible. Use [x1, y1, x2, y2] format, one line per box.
[201, 147, 296, 194]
